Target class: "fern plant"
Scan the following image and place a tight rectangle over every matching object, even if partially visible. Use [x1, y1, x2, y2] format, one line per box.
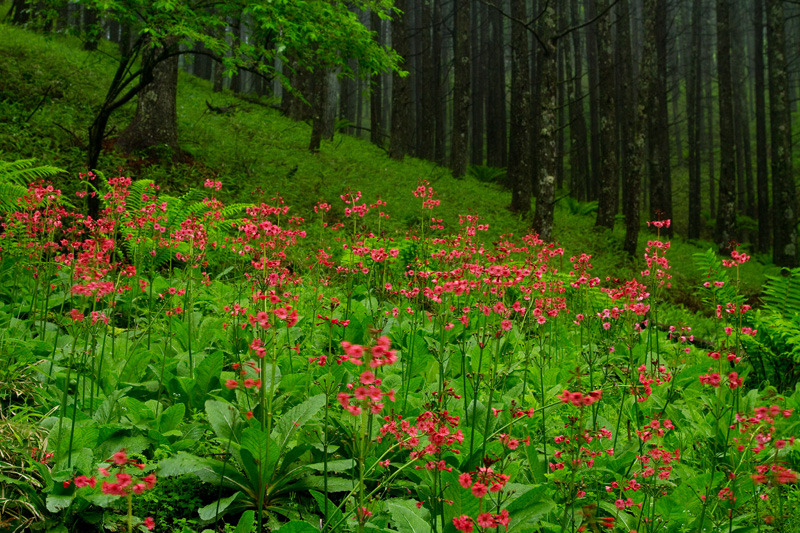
[741, 268, 800, 390]
[0, 159, 65, 214]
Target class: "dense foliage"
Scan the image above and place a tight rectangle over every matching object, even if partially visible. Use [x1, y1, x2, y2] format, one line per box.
[1, 171, 799, 533]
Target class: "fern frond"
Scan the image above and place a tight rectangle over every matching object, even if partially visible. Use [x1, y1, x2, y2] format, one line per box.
[0, 159, 65, 187]
[0, 183, 28, 214]
[762, 268, 800, 318]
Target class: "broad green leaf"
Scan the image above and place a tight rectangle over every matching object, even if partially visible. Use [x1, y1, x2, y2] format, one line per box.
[272, 394, 326, 447]
[158, 403, 186, 433]
[206, 399, 242, 446]
[198, 491, 245, 521]
[312, 489, 345, 532]
[273, 521, 319, 533]
[234, 510, 256, 533]
[504, 484, 556, 532]
[386, 499, 432, 533]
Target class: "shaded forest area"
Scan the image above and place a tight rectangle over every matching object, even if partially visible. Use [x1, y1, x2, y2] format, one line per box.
[7, 0, 800, 266]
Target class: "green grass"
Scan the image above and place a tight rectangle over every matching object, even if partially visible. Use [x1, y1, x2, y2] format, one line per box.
[0, 20, 778, 313]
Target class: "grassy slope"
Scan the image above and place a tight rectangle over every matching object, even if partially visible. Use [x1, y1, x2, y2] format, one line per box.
[0, 21, 776, 313]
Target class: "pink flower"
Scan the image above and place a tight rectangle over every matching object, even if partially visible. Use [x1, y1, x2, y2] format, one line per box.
[225, 379, 238, 389]
[459, 472, 472, 488]
[74, 475, 96, 488]
[112, 451, 127, 465]
[453, 515, 473, 533]
[471, 482, 488, 498]
[476, 513, 496, 528]
[143, 516, 155, 530]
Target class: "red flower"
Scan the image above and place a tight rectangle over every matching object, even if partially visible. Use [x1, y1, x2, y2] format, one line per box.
[143, 516, 155, 530]
[112, 451, 128, 465]
[471, 482, 488, 498]
[453, 515, 473, 533]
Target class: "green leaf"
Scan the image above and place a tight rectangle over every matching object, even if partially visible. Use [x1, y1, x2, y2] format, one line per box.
[158, 403, 186, 433]
[312, 490, 345, 532]
[273, 521, 319, 533]
[504, 484, 556, 533]
[234, 510, 255, 533]
[387, 500, 432, 533]
[205, 399, 242, 446]
[272, 394, 326, 448]
[198, 491, 245, 521]
[240, 426, 277, 488]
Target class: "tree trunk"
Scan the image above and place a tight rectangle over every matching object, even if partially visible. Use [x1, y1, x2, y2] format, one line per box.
[754, 0, 770, 253]
[533, 4, 557, 242]
[715, 0, 738, 251]
[450, 0, 470, 177]
[470, 0, 485, 165]
[569, 0, 590, 201]
[82, 4, 100, 51]
[648, 0, 672, 232]
[116, 41, 180, 157]
[390, 0, 412, 160]
[687, 0, 703, 240]
[595, 0, 618, 230]
[370, 11, 384, 146]
[585, 0, 601, 200]
[767, 0, 798, 266]
[415, 0, 435, 160]
[508, 0, 532, 215]
[433, 0, 446, 165]
[485, 0, 506, 168]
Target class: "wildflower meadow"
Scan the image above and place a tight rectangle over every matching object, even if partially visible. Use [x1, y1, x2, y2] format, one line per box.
[1, 172, 799, 533]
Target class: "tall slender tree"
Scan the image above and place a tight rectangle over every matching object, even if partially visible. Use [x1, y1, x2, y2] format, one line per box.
[716, 0, 738, 251]
[767, 0, 798, 266]
[485, 0, 506, 168]
[508, 0, 532, 215]
[533, 3, 557, 242]
[390, 0, 412, 160]
[595, 0, 618, 230]
[451, 0, 470, 177]
[648, 0, 672, 232]
[687, 0, 703, 240]
[753, 0, 770, 252]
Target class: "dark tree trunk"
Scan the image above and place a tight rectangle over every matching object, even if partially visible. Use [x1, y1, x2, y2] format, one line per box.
[687, 0, 703, 240]
[533, 4, 557, 242]
[767, 0, 798, 266]
[618, 0, 644, 257]
[648, 0, 672, 232]
[754, 0, 770, 253]
[450, 0, 470, 177]
[555, 1, 566, 191]
[485, 0, 506, 168]
[390, 0, 412, 160]
[715, 0, 738, 251]
[508, 0, 532, 215]
[433, 0, 446, 165]
[569, 0, 590, 201]
[416, 0, 436, 160]
[116, 41, 180, 157]
[704, 31, 716, 220]
[585, 0, 601, 200]
[595, 0, 618, 230]
[309, 70, 331, 152]
[370, 11, 384, 146]
[9, 0, 31, 25]
[470, 0, 485, 165]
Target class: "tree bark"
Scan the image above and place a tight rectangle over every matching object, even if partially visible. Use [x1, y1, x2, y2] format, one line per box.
[485, 0, 506, 168]
[585, 0, 601, 200]
[595, 0, 618, 230]
[767, 0, 798, 266]
[618, 0, 644, 256]
[533, 4, 557, 242]
[508, 0, 532, 215]
[433, 0, 446, 165]
[450, 0, 470, 177]
[754, 0, 770, 253]
[390, 0, 412, 160]
[415, 0, 435, 160]
[569, 0, 590, 201]
[116, 40, 180, 157]
[715, 0, 738, 251]
[470, 0, 485, 165]
[370, 10, 384, 146]
[648, 0, 672, 232]
[687, 0, 703, 240]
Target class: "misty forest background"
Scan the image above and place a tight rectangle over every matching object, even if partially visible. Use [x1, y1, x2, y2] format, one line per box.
[4, 0, 800, 267]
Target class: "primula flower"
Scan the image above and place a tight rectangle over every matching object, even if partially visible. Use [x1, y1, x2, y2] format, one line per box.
[143, 516, 155, 530]
[453, 515, 473, 533]
[112, 451, 128, 465]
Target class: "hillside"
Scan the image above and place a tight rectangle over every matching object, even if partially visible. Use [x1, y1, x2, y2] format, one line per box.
[0, 20, 774, 309]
